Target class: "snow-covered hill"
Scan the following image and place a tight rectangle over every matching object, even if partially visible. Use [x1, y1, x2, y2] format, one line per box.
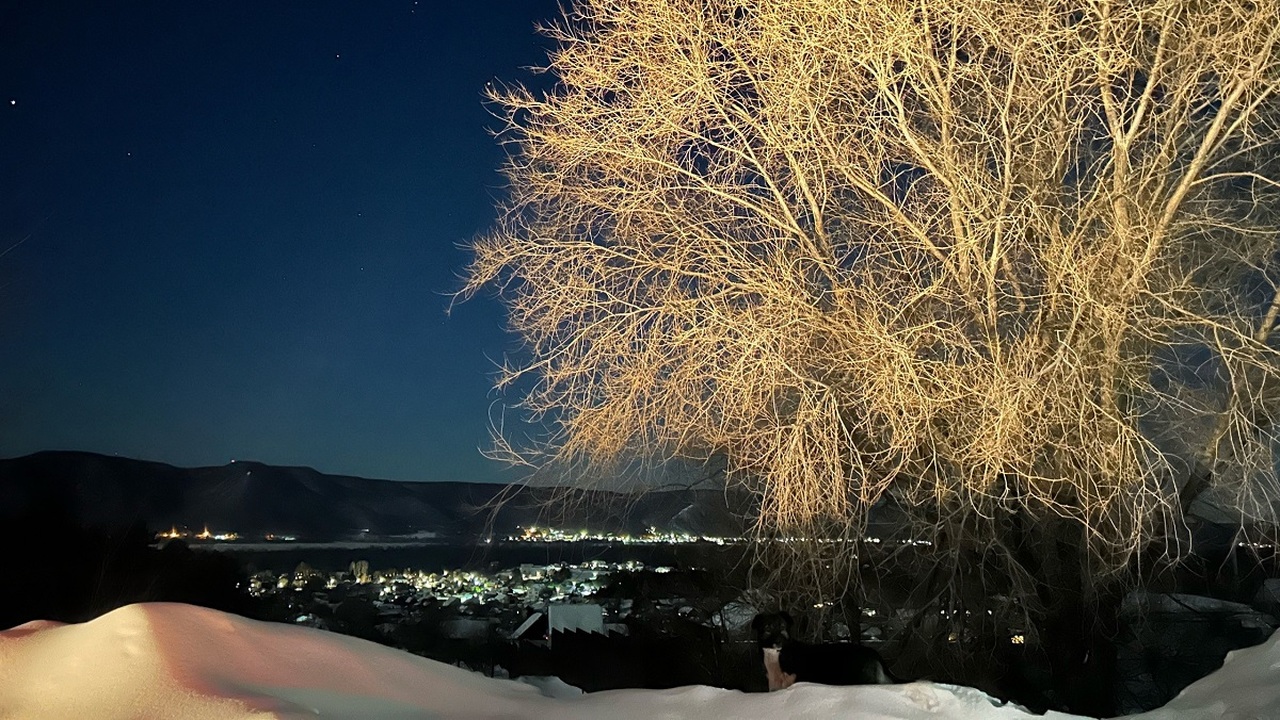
[2, 603, 1276, 719]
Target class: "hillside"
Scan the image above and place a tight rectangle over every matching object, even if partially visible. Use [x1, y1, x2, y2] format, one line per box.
[0, 451, 748, 540]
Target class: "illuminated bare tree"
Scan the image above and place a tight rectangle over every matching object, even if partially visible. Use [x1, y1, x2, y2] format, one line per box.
[465, 0, 1280, 658]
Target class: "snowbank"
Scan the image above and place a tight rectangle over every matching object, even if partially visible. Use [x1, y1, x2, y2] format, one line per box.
[1124, 626, 1280, 720]
[1, 603, 1276, 719]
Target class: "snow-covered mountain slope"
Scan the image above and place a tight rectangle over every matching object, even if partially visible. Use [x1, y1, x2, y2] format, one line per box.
[1, 603, 1276, 719]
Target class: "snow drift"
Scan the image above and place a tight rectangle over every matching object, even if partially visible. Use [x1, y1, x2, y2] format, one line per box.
[1, 603, 1276, 719]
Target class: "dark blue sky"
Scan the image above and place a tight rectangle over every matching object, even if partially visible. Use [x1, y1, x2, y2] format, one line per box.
[0, 1, 563, 482]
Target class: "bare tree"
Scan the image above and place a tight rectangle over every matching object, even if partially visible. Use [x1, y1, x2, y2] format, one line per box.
[465, 0, 1280, 689]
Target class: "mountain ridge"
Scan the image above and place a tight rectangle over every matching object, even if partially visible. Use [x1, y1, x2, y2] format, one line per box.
[0, 450, 747, 540]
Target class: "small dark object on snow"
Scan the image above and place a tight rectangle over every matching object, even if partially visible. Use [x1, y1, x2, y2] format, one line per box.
[752, 611, 897, 690]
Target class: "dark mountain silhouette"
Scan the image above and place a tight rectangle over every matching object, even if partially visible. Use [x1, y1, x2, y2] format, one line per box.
[0, 451, 748, 540]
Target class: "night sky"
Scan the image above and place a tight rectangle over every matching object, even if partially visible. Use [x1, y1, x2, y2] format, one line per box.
[0, 1, 563, 483]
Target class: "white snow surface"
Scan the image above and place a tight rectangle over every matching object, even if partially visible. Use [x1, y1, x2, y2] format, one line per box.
[1, 602, 1277, 720]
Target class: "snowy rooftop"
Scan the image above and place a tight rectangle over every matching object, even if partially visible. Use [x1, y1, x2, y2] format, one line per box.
[2, 602, 1277, 719]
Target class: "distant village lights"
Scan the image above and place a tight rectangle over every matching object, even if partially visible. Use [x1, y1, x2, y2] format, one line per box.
[154, 525, 243, 542]
[508, 526, 934, 548]
[512, 525, 737, 545]
[154, 523, 936, 549]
